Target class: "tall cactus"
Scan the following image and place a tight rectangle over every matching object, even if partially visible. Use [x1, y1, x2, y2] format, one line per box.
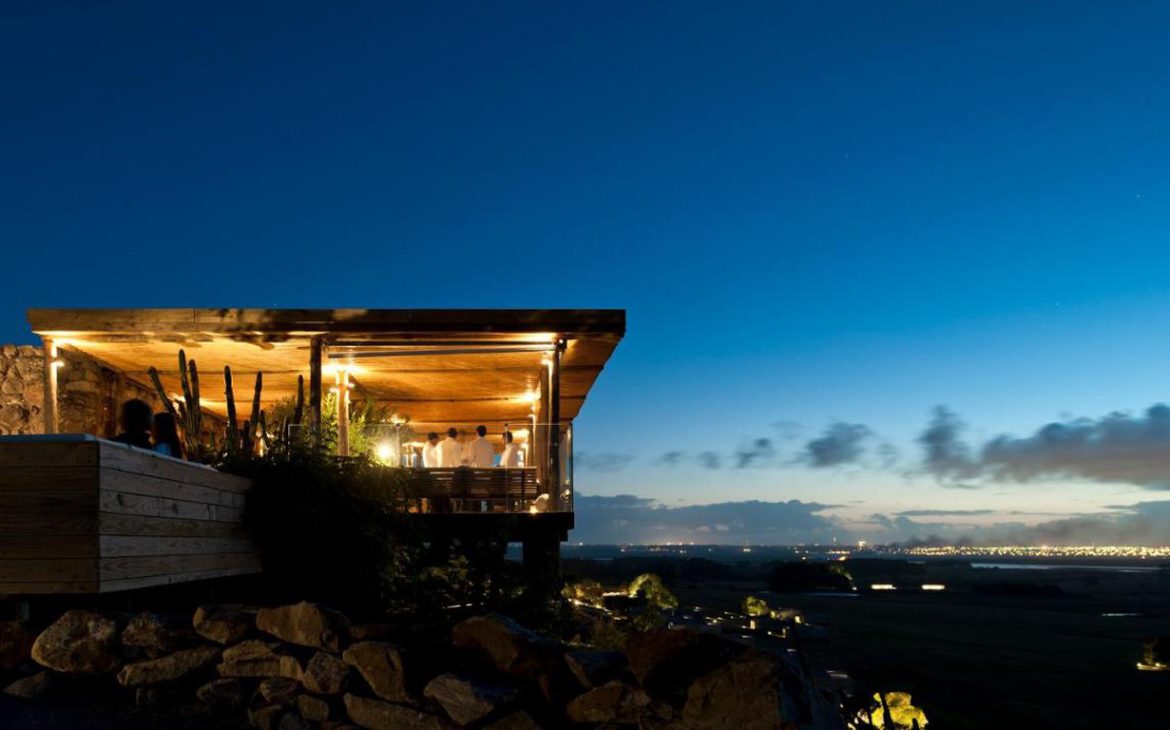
[249, 372, 263, 456]
[148, 348, 203, 457]
[293, 374, 304, 426]
[224, 365, 239, 457]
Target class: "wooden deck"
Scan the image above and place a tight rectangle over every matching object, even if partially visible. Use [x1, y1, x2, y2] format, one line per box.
[403, 467, 542, 512]
[0, 435, 259, 594]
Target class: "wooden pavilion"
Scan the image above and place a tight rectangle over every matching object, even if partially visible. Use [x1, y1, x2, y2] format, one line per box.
[1, 308, 624, 593]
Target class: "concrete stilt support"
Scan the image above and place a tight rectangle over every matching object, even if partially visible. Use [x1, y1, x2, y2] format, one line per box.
[521, 530, 562, 583]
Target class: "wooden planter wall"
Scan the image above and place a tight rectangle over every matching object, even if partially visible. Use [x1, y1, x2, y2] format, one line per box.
[0, 435, 259, 594]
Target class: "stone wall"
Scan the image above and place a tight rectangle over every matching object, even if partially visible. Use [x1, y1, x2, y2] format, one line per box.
[0, 344, 162, 437]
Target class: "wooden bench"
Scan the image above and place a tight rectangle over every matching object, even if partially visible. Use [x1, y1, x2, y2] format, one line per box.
[0, 435, 259, 594]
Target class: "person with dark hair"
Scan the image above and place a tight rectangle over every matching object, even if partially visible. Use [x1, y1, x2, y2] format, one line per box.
[422, 432, 440, 468]
[110, 399, 153, 449]
[438, 427, 463, 467]
[499, 430, 522, 468]
[152, 412, 185, 459]
[467, 424, 494, 467]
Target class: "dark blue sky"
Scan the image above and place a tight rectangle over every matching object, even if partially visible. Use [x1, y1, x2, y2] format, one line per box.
[5, 2, 1170, 543]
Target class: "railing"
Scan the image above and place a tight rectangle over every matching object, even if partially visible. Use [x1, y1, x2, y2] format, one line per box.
[399, 467, 548, 513]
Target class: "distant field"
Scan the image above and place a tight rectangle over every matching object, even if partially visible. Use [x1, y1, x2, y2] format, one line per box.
[668, 565, 1170, 730]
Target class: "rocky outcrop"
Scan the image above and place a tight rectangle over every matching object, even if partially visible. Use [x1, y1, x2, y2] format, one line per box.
[116, 645, 221, 686]
[564, 648, 629, 688]
[193, 604, 255, 645]
[218, 640, 302, 679]
[342, 641, 409, 701]
[259, 676, 301, 705]
[122, 612, 189, 657]
[566, 680, 653, 724]
[423, 672, 520, 725]
[31, 609, 120, 674]
[256, 601, 349, 651]
[196, 677, 249, 713]
[626, 627, 744, 705]
[3, 670, 55, 700]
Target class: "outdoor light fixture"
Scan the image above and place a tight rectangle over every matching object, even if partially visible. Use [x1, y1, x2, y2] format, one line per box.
[375, 443, 393, 463]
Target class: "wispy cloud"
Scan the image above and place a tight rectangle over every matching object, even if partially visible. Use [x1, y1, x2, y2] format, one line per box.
[802, 422, 871, 467]
[575, 452, 638, 472]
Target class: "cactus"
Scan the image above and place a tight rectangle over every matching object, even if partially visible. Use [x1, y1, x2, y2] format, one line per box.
[224, 365, 239, 456]
[148, 348, 203, 457]
[293, 374, 304, 426]
[249, 372, 263, 455]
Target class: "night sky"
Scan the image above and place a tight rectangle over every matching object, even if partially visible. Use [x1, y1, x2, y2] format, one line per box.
[4, 2, 1170, 544]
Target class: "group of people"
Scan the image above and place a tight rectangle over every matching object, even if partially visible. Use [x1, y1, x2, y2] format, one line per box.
[110, 398, 185, 459]
[420, 426, 522, 469]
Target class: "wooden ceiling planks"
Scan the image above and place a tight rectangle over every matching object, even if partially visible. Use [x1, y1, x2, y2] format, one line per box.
[29, 309, 623, 429]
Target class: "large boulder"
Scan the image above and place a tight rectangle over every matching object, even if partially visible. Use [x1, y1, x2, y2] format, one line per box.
[117, 645, 222, 686]
[3, 670, 55, 700]
[219, 640, 303, 680]
[297, 693, 331, 722]
[451, 614, 562, 676]
[625, 628, 744, 705]
[249, 705, 285, 730]
[194, 605, 256, 645]
[0, 620, 35, 670]
[343, 693, 451, 730]
[256, 601, 350, 651]
[302, 651, 352, 694]
[342, 641, 409, 702]
[566, 680, 652, 725]
[564, 648, 629, 688]
[197, 677, 250, 714]
[122, 612, 190, 657]
[260, 676, 302, 705]
[423, 672, 520, 726]
[483, 711, 542, 730]
[31, 609, 121, 674]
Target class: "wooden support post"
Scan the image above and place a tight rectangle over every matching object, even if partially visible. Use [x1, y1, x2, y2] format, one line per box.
[309, 336, 323, 448]
[548, 341, 563, 510]
[41, 338, 59, 434]
[337, 368, 350, 457]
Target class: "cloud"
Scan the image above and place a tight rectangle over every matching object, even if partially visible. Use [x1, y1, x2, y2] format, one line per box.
[575, 452, 637, 472]
[733, 437, 776, 468]
[655, 451, 685, 467]
[873, 501, 1170, 547]
[573, 493, 844, 544]
[803, 422, 871, 467]
[980, 405, 1170, 489]
[918, 406, 981, 480]
[697, 451, 722, 469]
[894, 509, 997, 517]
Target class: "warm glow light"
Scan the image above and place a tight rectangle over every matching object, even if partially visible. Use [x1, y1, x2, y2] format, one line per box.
[517, 390, 539, 403]
[528, 505, 539, 515]
[921, 584, 946, 591]
[374, 443, 393, 463]
[871, 583, 897, 591]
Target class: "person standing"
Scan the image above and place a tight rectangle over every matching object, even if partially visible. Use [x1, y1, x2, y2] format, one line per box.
[467, 425, 495, 468]
[152, 412, 185, 459]
[437, 427, 463, 467]
[499, 430, 522, 468]
[110, 399, 154, 450]
[421, 432, 440, 468]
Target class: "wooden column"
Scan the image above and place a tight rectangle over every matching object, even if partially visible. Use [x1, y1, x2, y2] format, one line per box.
[336, 369, 350, 457]
[548, 341, 563, 510]
[41, 338, 59, 434]
[309, 336, 323, 448]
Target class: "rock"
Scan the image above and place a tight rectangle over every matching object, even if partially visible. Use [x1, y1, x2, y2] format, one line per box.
[350, 624, 395, 642]
[219, 640, 303, 680]
[423, 672, 519, 726]
[343, 693, 451, 730]
[342, 641, 408, 702]
[260, 676, 302, 705]
[298, 693, 332, 722]
[303, 651, 352, 695]
[249, 705, 286, 730]
[197, 677, 250, 713]
[279, 712, 313, 730]
[256, 601, 350, 651]
[3, 671, 54, 700]
[117, 645, 222, 686]
[483, 711, 542, 730]
[122, 612, 183, 656]
[451, 614, 562, 676]
[625, 628, 744, 705]
[194, 604, 255, 645]
[0, 620, 35, 670]
[566, 680, 652, 724]
[31, 609, 120, 674]
[564, 649, 628, 688]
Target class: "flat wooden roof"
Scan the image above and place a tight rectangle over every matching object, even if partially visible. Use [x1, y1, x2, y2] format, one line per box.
[29, 308, 624, 433]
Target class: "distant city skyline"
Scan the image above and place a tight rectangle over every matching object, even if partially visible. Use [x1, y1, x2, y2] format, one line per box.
[3, 2, 1170, 545]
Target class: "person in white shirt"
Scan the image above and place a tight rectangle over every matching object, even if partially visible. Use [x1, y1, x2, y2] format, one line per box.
[467, 425, 495, 468]
[499, 430, 522, 468]
[437, 427, 463, 468]
[421, 432, 440, 468]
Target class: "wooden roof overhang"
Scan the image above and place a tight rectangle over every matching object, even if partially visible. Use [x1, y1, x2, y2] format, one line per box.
[28, 309, 624, 435]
